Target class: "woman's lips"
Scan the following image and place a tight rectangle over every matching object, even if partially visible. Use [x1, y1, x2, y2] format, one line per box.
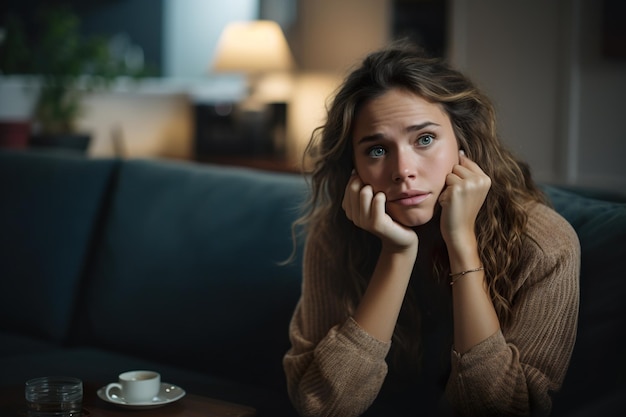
[390, 192, 431, 206]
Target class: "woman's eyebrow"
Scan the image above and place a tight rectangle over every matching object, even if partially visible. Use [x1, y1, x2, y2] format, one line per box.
[356, 121, 440, 145]
[356, 133, 385, 145]
[406, 121, 440, 133]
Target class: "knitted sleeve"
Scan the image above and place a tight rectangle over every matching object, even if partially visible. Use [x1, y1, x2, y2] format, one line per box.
[445, 204, 581, 417]
[283, 236, 391, 417]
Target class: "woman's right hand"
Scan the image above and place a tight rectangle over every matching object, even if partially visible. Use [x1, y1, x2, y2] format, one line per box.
[342, 173, 418, 252]
[343, 173, 418, 343]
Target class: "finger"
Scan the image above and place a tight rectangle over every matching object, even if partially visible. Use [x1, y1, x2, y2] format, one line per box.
[342, 196, 352, 220]
[458, 153, 485, 174]
[359, 185, 374, 223]
[351, 180, 365, 220]
[342, 176, 362, 219]
[457, 149, 465, 165]
[371, 191, 387, 224]
[438, 187, 450, 206]
[341, 183, 351, 215]
[445, 170, 463, 186]
[450, 163, 473, 179]
[452, 161, 488, 186]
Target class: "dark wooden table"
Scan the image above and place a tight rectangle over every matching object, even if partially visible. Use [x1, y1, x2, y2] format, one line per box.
[0, 382, 256, 417]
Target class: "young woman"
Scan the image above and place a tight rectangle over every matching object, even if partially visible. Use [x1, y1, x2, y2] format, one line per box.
[283, 43, 580, 417]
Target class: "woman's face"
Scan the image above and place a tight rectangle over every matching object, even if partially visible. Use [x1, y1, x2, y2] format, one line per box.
[352, 88, 460, 227]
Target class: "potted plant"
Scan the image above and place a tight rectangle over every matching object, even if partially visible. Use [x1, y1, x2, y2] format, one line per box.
[1, 7, 145, 152]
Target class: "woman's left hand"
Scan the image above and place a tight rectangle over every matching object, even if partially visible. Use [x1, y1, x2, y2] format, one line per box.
[438, 151, 491, 248]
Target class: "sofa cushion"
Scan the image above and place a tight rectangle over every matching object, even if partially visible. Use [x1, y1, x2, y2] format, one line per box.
[80, 159, 306, 388]
[542, 185, 626, 414]
[0, 331, 62, 357]
[0, 150, 118, 342]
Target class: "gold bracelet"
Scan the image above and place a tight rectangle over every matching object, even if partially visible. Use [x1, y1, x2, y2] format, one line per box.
[449, 266, 484, 286]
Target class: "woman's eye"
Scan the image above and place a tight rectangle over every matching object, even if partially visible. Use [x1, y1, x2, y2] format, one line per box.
[417, 134, 434, 147]
[367, 146, 386, 158]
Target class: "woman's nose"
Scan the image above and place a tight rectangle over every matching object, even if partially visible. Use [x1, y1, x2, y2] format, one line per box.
[392, 153, 417, 183]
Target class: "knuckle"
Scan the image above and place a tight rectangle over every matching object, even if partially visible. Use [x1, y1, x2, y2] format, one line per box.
[373, 192, 386, 203]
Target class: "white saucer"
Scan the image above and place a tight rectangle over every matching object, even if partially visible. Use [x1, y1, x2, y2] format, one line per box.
[97, 382, 186, 409]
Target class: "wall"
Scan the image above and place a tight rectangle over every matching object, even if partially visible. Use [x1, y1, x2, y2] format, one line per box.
[449, 0, 626, 193]
[163, 0, 257, 79]
[292, 0, 391, 73]
[80, 0, 164, 76]
[449, 0, 563, 183]
[575, 0, 626, 191]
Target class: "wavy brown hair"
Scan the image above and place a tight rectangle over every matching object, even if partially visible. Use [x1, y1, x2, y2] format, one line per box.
[294, 41, 548, 368]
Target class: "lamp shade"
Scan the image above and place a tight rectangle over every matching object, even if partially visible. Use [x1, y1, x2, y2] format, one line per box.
[212, 20, 294, 74]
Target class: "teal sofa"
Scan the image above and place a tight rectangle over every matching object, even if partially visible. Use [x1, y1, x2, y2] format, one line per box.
[0, 149, 306, 416]
[0, 149, 624, 416]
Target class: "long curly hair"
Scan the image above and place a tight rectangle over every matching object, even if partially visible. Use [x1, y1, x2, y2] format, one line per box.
[294, 41, 548, 368]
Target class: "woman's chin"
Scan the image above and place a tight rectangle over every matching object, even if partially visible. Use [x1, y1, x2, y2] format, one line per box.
[390, 209, 435, 228]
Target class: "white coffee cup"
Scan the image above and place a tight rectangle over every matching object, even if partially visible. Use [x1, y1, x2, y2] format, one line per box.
[105, 370, 161, 403]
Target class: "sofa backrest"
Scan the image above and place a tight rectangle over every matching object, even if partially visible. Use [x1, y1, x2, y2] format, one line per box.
[77, 158, 307, 387]
[542, 185, 626, 414]
[0, 149, 118, 343]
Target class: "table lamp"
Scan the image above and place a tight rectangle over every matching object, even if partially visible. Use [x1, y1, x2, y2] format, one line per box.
[212, 20, 294, 99]
[206, 20, 294, 157]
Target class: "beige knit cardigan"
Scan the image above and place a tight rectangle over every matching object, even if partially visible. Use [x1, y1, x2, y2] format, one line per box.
[283, 203, 580, 417]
